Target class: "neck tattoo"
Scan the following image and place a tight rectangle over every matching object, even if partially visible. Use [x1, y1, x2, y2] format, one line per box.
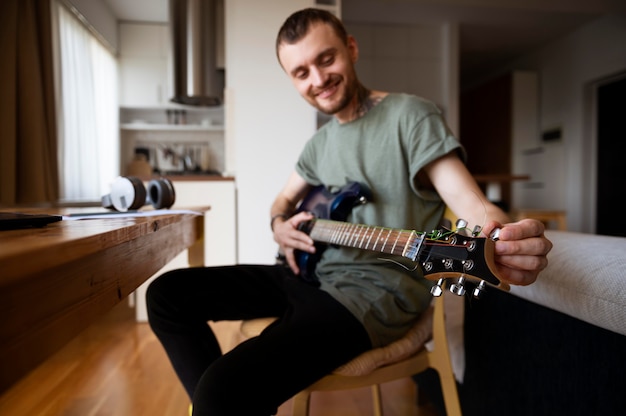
[354, 85, 381, 120]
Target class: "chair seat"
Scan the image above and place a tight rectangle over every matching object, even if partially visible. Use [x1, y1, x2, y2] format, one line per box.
[239, 303, 433, 377]
[334, 305, 433, 376]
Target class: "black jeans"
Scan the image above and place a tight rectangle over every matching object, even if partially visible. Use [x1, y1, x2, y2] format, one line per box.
[146, 264, 372, 416]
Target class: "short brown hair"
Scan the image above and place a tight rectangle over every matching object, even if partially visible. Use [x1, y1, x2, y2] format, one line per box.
[276, 8, 348, 57]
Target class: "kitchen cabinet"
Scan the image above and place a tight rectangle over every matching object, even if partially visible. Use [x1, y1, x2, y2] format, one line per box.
[118, 0, 225, 106]
[134, 178, 237, 321]
[118, 23, 170, 107]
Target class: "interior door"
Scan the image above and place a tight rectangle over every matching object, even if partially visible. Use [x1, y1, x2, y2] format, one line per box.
[596, 75, 626, 236]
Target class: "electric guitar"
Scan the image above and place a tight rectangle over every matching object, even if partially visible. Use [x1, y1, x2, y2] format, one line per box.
[290, 182, 509, 298]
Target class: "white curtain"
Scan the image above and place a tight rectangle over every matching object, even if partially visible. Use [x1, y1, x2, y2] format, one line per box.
[56, 3, 119, 202]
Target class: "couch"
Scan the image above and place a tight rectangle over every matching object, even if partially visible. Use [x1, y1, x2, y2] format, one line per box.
[415, 230, 626, 415]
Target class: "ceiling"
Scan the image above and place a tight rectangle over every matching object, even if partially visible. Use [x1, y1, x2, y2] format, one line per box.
[102, 0, 623, 88]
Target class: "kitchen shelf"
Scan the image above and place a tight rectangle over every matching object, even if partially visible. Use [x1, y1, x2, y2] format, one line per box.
[120, 123, 224, 132]
[120, 104, 224, 112]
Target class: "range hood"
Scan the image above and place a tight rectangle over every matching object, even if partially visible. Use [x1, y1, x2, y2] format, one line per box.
[169, 0, 222, 106]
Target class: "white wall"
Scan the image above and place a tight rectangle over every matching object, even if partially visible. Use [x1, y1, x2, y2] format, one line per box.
[503, 14, 626, 232]
[345, 21, 459, 134]
[347, 23, 444, 103]
[226, 0, 316, 264]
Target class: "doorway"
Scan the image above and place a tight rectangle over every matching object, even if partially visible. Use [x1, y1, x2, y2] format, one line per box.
[596, 74, 626, 237]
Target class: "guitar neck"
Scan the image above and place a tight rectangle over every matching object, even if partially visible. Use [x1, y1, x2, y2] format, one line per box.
[305, 218, 425, 260]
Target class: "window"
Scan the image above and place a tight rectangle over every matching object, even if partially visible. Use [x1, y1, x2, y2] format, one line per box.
[55, 2, 119, 202]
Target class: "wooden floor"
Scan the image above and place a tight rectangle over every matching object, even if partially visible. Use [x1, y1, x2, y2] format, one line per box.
[0, 302, 438, 416]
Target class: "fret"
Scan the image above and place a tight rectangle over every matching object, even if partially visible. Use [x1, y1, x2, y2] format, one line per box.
[337, 222, 348, 246]
[391, 230, 401, 255]
[372, 227, 383, 250]
[358, 225, 368, 249]
[326, 222, 336, 244]
[343, 223, 353, 246]
[349, 223, 361, 247]
[337, 223, 345, 245]
[345, 224, 353, 246]
[350, 224, 361, 247]
[364, 226, 375, 250]
[382, 228, 392, 253]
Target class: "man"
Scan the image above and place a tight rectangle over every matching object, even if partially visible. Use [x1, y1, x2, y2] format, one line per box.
[147, 8, 552, 415]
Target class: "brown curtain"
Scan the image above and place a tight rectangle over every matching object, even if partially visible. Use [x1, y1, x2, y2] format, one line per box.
[0, 0, 59, 206]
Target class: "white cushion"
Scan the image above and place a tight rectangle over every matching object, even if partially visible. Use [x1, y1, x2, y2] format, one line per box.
[510, 230, 626, 336]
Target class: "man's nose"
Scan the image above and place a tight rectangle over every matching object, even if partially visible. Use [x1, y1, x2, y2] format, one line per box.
[310, 67, 327, 87]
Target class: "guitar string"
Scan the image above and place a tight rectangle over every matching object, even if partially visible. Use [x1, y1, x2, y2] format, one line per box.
[311, 219, 479, 248]
[377, 257, 419, 272]
[311, 220, 476, 263]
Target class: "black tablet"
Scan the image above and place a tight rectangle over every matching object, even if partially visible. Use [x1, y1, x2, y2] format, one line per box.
[0, 212, 63, 230]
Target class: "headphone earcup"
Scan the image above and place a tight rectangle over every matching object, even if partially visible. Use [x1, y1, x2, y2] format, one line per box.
[102, 176, 147, 212]
[147, 178, 176, 209]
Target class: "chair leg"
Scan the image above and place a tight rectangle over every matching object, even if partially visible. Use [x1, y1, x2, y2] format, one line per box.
[371, 384, 383, 416]
[431, 349, 462, 416]
[430, 294, 462, 416]
[292, 390, 312, 416]
[439, 371, 462, 416]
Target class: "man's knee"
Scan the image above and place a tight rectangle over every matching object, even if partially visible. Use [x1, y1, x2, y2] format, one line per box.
[146, 270, 183, 322]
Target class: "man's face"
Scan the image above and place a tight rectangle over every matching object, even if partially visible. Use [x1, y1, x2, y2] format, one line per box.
[277, 22, 359, 119]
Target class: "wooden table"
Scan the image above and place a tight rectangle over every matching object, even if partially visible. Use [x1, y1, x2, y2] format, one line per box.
[0, 208, 206, 393]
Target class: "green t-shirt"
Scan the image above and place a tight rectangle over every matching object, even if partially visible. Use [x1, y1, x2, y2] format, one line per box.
[295, 93, 464, 347]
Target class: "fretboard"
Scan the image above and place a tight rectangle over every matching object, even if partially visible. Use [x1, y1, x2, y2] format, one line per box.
[307, 219, 425, 261]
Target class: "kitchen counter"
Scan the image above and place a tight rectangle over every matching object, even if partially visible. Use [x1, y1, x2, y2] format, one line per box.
[134, 174, 235, 182]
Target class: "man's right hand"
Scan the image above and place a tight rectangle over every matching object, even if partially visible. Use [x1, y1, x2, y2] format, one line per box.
[273, 211, 316, 275]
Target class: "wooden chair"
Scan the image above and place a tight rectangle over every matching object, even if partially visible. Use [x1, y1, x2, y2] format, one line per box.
[240, 294, 462, 416]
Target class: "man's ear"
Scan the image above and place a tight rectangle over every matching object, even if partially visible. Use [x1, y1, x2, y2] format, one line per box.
[347, 35, 359, 63]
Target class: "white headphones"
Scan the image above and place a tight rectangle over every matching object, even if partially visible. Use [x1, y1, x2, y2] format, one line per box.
[101, 176, 176, 212]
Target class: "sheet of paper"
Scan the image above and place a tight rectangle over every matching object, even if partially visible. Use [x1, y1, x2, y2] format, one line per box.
[63, 209, 203, 220]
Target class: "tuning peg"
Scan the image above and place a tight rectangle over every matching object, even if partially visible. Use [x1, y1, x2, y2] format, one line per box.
[473, 280, 487, 299]
[472, 225, 482, 236]
[430, 278, 445, 297]
[455, 218, 468, 230]
[449, 276, 466, 296]
[490, 227, 501, 241]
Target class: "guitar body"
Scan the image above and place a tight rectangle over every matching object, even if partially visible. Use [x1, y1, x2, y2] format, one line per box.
[295, 182, 371, 283]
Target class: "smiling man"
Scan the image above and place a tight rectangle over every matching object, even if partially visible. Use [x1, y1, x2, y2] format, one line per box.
[277, 19, 363, 119]
[147, 8, 552, 415]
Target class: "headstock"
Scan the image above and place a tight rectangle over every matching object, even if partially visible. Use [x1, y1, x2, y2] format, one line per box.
[420, 218, 509, 299]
